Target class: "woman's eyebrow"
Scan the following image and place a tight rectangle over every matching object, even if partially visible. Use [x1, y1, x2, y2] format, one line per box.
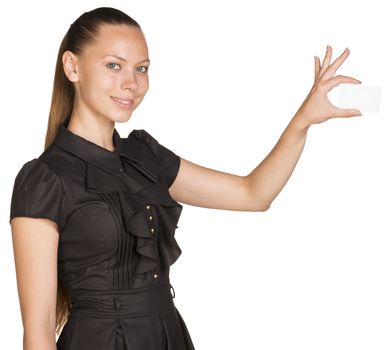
[102, 54, 150, 64]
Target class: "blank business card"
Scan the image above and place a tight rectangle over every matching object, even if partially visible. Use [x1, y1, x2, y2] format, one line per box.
[338, 84, 381, 113]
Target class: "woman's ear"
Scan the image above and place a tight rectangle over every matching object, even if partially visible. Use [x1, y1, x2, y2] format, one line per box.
[62, 50, 79, 82]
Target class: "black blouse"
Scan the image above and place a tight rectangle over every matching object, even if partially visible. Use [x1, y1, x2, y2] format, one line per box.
[9, 118, 196, 349]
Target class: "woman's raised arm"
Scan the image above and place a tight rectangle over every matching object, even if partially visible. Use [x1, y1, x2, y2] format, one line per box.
[168, 46, 362, 212]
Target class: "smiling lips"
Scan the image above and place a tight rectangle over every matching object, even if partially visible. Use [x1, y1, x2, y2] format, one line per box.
[111, 96, 135, 110]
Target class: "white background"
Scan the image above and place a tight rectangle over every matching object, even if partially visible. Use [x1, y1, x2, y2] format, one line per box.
[1, 0, 390, 349]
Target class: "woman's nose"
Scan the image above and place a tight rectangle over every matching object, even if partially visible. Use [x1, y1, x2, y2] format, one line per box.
[121, 70, 138, 91]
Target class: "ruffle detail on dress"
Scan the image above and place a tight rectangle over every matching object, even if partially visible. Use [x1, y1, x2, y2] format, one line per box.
[146, 184, 183, 269]
[117, 184, 183, 274]
[84, 137, 183, 276]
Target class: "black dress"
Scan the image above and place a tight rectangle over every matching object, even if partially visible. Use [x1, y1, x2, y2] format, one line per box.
[9, 117, 196, 350]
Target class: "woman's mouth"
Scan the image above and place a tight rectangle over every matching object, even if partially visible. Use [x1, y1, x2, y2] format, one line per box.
[111, 96, 135, 110]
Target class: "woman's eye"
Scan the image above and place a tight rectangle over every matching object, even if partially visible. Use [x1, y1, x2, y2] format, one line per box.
[106, 63, 121, 70]
[137, 66, 149, 73]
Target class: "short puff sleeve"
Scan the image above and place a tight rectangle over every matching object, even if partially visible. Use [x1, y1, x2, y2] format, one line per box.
[9, 158, 70, 233]
[137, 129, 181, 188]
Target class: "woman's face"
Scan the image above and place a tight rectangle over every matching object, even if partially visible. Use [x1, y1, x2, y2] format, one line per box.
[69, 24, 150, 123]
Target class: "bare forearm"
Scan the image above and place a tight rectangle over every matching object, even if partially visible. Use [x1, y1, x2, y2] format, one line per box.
[245, 113, 310, 209]
[23, 326, 56, 350]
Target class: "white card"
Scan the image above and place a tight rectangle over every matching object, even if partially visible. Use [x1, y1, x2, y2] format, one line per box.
[338, 84, 381, 113]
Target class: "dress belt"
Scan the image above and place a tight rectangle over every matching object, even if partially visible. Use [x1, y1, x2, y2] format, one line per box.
[69, 278, 176, 318]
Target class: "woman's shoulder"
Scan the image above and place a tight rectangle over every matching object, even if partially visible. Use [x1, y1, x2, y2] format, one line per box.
[128, 128, 178, 160]
[12, 142, 77, 192]
[130, 128, 156, 143]
[128, 128, 158, 152]
[9, 144, 75, 230]
[126, 128, 181, 188]
[11, 156, 63, 197]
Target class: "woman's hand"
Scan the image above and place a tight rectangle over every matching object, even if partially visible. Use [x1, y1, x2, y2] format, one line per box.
[294, 45, 362, 128]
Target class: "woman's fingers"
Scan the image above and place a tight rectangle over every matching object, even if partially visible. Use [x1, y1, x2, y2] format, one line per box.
[322, 48, 351, 80]
[317, 46, 351, 82]
[304, 46, 362, 123]
[323, 74, 361, 91]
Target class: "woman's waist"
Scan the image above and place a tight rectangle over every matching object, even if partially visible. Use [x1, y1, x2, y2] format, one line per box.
[68, 277, 176, 318]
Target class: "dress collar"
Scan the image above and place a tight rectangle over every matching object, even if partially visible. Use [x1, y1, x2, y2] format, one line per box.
[53, 117, 146, 177]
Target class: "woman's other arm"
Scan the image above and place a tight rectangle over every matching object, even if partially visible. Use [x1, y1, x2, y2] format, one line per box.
[10, 217, 59, 350]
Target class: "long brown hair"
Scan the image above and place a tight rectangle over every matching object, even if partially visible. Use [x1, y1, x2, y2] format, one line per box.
[43, 7, 142, 335]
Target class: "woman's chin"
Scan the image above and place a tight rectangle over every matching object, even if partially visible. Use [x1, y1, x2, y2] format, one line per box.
[113, 112, 134, 124]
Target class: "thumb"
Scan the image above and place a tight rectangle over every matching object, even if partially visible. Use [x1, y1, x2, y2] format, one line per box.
[333, 107, 362, 118]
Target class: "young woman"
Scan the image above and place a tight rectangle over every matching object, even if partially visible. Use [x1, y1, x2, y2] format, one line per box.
[9, 6, 362, 350]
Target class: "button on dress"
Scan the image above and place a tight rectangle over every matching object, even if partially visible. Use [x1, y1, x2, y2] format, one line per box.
[9, 117, 196, 350]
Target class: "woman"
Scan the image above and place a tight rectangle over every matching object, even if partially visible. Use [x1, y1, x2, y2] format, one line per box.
[9, 6, 362, 350]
